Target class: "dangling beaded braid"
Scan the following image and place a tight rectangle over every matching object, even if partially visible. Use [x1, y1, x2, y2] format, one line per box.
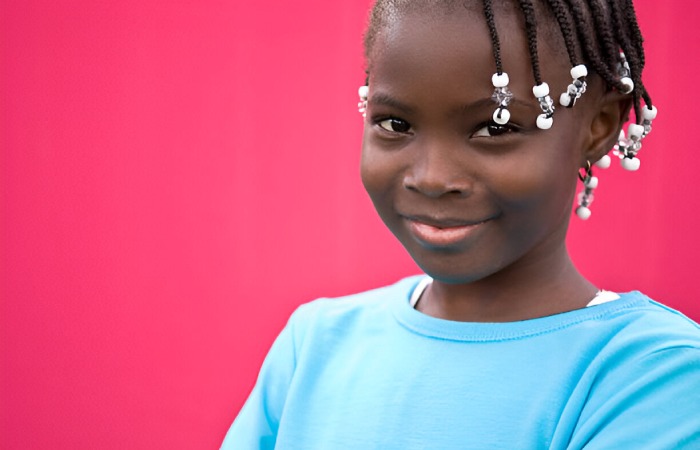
[547, 0, 588, 108]
[576, 161, 598, 220]
[359, 0, 657, 219]
[516, 0, 556, 129]
[484, 0, 514, 125]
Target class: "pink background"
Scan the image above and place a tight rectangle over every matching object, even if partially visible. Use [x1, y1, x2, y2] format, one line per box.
[2, 1, 698, 448]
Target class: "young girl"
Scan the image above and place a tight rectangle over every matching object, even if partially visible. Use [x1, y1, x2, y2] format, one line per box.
[223, 0, 700, 448]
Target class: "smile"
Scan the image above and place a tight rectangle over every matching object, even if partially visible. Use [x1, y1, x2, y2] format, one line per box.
[404, 216, 491, 247]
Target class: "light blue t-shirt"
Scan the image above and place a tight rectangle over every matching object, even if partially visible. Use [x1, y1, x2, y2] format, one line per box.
[222, 276, 700, 449]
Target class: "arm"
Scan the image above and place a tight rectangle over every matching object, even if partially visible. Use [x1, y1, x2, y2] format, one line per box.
[220, 309, 303, 450]
[570, 347, 700, 449]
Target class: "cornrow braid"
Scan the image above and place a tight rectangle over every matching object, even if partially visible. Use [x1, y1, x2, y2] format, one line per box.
[518, 0, 543, 85]
[483, 0, 504, 74]
[606, 0, 636, 68]
[360, 0, 658, 216]
[621, 0, 645, 68]
[588, 0, 618, 66]
[546, 0, 581, 68]
[606, 0, 649, 111]
[623, 0, 653, 117]
[564, 0, 627, 93]
[617, 0, 649, 106]
[641, 84, 653, 110]
[361, 0, 656, 124]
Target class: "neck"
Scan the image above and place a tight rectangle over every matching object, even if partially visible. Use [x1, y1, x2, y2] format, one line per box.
[417, 245, 597, 322]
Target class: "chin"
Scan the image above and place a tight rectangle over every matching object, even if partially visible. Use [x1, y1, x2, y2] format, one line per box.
[408, 248, 501, 285]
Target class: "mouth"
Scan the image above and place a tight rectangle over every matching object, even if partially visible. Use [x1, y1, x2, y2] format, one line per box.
[403, 215, 492, 247]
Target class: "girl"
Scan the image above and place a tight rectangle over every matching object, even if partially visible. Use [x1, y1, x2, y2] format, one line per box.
[223, 0, 700, 448]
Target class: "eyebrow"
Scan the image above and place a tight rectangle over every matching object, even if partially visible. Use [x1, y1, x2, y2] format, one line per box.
[367, 92, 415, 114]
[462, 97, 541, 114]
[368, 92, 539, 115]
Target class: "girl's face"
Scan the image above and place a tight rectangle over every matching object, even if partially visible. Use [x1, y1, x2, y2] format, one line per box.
[361, 8, 610, 284]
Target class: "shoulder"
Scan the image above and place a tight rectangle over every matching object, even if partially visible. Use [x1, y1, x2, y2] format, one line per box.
[584, 291, 700, 374]
[561, 293, 700, 448]
[601, 291, 700, 350]
[581, 291, 700, 409]
[281, 275, 423, 354]
[289, 275, 423, 328]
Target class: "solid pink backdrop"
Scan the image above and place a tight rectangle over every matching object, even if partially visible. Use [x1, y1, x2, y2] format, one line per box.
[1, 1, 698, 448]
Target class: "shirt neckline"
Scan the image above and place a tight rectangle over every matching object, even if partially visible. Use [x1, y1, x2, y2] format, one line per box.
[409, 277, 620, 309]
[392, 276, 646, 342]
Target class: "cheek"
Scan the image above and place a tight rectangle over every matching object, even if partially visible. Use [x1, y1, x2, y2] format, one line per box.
[359, 136, 379, 196]
[487, 145, 580, 212]
[360, 136, 398, 201]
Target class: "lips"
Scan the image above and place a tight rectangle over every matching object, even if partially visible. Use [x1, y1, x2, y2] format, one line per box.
[403, 215, 491, 247]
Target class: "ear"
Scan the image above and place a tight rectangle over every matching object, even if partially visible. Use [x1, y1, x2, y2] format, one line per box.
[583, 91, 633, 165]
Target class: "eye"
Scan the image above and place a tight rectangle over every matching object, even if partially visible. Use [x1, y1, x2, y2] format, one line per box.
[377, 118, 412, 133]
[472, 121, 516, 138]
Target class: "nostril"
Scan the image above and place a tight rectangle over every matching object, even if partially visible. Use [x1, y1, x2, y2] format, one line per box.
[402, 146, 472, 198]
[404, 182, 419, 193]
[403, 175, 469, 198]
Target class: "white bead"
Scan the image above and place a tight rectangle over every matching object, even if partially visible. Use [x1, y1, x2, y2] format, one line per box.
[536, 114, 553, 130]
[595, 154, 612, 169]
[532, 82, 550, 98]
[621, 156, 641, 171]
[493, 107, 510, 124]
[492, 72, 509, 88]
[559, 93, 572, 107]
[576, 206, 592, 220]
[585, 176, 599, 189]
[358, 85, 369, 100]
[642, 105, 658, 120]
[570, 64, 588, 79]
[620, 77, 634, 94]
[627, 123, 645, 139]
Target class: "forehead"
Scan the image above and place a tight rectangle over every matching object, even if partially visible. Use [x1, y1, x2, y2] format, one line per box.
[366, 5, 571, 105]
[366, 0, 565, 49]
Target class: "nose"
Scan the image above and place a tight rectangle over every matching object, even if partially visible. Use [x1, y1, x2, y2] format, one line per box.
[403, 142, 473, 198]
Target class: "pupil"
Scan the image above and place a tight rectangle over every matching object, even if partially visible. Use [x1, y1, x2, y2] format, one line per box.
[391, 119, 410, 133]
[488, 123, 508, 136]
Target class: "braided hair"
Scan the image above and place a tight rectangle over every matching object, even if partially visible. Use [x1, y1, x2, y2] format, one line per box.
[363, 0, 654, 125]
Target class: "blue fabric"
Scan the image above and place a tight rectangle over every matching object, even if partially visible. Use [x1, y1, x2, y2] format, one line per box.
[222, 276, 700, 449]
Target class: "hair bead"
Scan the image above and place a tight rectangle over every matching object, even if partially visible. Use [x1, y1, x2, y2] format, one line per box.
[575, 162, 596, 220]
[492, 72, 509, 87]
[621, 156, 641, 171]
[642, 105, 658, 121]
[570, 64, 588, 79]
[491, 72, 514, 125]
[641, 105, 658, 136]
[532, 82, 550, 98]
[560, 64, 588, 107]
[533, 82, 555, 129]
[357, 85, 369, 117]
[362, 0, 658, 219]
[594, 154, 612, 169]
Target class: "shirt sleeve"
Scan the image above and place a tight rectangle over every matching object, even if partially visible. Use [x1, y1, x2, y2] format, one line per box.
[569, 346, 700, 449]
[220, 306, 306, 450]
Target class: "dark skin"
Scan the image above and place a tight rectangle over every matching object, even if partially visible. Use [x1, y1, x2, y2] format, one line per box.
[361, 7, 629, 322]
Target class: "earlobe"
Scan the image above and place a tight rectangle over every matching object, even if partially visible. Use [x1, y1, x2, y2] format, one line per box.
[583, 92, 633, 165]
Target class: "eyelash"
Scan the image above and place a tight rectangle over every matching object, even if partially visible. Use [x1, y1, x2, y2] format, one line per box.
[472, 121, 519, 138]
[376, 117, 412, 134]
[373, 117, 519, 138]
